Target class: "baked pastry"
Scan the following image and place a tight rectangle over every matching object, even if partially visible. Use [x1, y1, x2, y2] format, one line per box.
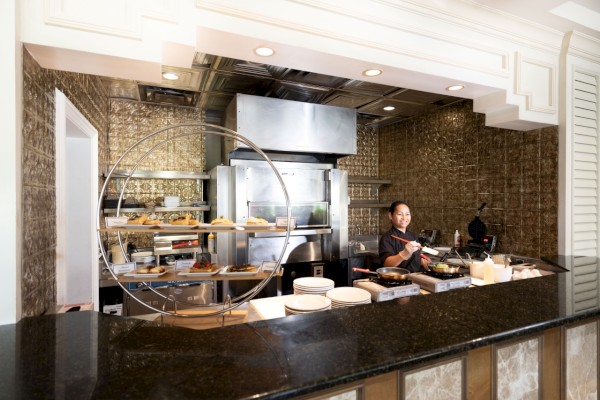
[247, 216, 269, 225]
[211, 216, 234, 225]
[144, 218, 161, 225]
[135, 265, 165, 274]
[188, 218, 199, 225]
[228, 264, 257, 273]
[170, 214, 191, 225]
[127, 214, 148, 225]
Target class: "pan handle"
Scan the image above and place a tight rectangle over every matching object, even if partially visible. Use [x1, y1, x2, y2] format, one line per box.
[352, 268, 377, 275]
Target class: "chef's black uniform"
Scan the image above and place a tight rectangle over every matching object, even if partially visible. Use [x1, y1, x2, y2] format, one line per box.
[379, 227, 424, 273]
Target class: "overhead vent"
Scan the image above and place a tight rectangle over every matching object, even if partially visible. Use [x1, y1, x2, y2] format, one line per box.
[139, 85, 199, 107]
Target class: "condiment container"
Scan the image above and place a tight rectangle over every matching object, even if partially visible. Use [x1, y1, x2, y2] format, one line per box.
[207, 232, 215, 253]
[453, 230, 462, 247]
[483, 256, 494, 284]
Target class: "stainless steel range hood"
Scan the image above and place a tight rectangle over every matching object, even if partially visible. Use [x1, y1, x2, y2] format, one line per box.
[224, 94, 357, 156]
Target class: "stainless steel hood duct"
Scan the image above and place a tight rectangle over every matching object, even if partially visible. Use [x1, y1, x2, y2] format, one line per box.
[224, 93, 357, 157]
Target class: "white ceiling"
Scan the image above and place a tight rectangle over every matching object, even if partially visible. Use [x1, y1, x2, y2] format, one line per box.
[472, 0, 600, 39]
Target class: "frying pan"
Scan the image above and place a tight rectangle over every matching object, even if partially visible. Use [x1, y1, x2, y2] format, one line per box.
[426, 262, 461, 274]
[468, 203, 487, 242]
[353, 267, 411, 282]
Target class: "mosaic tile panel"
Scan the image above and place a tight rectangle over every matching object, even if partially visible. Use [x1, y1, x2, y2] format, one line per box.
[566, 322, 598, 399]
[105, 99, 206, 248]
[496, 338, 540, 399]
[21, 48, 109, 316]
[404, 358, 463, 400]
[338, 124, 381, 237]
[378, 100, 558, 258]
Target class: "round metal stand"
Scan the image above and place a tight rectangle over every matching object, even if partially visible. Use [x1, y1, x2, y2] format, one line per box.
[97, 123, 291, 318]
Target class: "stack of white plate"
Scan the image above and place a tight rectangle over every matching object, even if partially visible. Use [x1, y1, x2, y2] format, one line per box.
[293, 277, 335, 296]
[130, 251, 155, 263]
[163, 196, 180, 207]
[326, 287, 371, 308]
[284, 294, 332, 315]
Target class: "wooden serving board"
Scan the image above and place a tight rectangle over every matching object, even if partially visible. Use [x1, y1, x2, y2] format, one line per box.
[155, 309, 248, 330]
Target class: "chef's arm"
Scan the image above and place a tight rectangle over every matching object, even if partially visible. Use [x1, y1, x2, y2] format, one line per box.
[384, 243, 417, 268]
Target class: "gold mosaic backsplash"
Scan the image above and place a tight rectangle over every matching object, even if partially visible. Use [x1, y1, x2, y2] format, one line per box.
[378, 100, 558, 258]
[22, 49, 109, 316]
[338, 124, 381, 237]
[106, 99, 206, 247]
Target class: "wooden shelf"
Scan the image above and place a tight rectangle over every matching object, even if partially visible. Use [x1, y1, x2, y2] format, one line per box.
[110, 270, 282, 283]
[99, 227, 291, 234]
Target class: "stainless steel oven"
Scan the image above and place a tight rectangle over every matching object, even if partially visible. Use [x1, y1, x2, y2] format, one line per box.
[209, 160, 348, 267]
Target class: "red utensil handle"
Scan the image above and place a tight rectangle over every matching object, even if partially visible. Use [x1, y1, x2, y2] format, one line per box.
[391, 234, 409, 243]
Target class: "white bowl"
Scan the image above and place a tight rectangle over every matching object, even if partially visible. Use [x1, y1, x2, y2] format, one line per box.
[164, 196, 180, 203]
[469, 261, 485, 279]
[493, 266, 513, 282]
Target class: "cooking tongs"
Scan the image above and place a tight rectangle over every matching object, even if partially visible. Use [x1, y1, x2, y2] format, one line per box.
[391, 234, 438, 262]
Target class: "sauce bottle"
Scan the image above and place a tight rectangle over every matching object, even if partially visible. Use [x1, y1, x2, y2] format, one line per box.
[207, 232, 215, 253]
[453, 230, 462, 247]
[483, 255, 494, 284]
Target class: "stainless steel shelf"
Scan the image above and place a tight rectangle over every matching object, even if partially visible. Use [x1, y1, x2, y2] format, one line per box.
[348, 176, 392, 185]
[108, 170, 210, 180]
[103, 206, 210, 214]
[349, 201, 389, 208]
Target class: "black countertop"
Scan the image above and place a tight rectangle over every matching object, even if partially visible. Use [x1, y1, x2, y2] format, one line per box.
[2, 256, 599, 400]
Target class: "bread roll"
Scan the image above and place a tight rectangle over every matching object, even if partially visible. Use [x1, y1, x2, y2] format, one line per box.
[170, 214, 191, 225]
[247, 216, 269, 225]
[211, 216, 234, 225]
[128, 214, 148, 225]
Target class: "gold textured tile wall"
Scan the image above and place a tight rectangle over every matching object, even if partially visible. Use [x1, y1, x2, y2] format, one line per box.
[106, 99, 206, 247]
[22, 48, 109, 316]
[378, 100, 558, 258]
[338, 124, 381, 237]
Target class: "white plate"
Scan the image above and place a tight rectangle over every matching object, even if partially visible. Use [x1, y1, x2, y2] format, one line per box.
[238, 223, 276, 229]
[162, 223, 198, 229]
[326, 287, 371, 304]
[197, 223, 240, 230]
[284, 294, 332, 312]
[124, 270, 168, 278]
[178, 267, 222, 277]
[220, 265, 262, 276]
[293, 277, 335, 289]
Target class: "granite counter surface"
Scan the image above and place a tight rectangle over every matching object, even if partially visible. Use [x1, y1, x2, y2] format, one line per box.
[2, 258, 599, 400]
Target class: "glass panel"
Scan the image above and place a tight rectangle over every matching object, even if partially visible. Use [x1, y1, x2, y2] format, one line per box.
[248, 202, 329, 227]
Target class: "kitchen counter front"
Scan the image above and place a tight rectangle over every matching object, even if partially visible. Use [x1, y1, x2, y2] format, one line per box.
[1, 256, 598, 399]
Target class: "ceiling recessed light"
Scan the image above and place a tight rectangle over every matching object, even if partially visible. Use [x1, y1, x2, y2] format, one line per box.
[363, 69, 382, 77]
[383, 106, 395, 111]
[254, 46, 275, 57]
[446, 84, 465, 91]
[162, 72, 179, 81]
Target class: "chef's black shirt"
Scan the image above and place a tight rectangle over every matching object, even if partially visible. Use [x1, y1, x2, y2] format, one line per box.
[379, 227, 424, 273]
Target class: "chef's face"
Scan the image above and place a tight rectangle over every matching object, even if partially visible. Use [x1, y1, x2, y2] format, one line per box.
[390, 203, 411, 232]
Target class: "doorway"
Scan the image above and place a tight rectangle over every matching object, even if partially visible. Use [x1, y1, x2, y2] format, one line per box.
[55, 89, 99, 309]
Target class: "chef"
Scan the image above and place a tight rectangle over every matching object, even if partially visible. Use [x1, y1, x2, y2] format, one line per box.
[379, 200, 428, 273]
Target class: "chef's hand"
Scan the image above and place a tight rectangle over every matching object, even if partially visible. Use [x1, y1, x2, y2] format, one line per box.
[399, 241, 420, 260]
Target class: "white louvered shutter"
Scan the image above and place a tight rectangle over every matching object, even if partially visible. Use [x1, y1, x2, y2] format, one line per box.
[572, 71, 599, 256]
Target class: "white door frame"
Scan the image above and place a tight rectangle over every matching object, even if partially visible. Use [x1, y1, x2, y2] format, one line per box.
[55, 88, 99, 310]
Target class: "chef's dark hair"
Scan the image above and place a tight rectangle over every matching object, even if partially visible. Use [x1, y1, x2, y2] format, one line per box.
[388, 200, 409, 214]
